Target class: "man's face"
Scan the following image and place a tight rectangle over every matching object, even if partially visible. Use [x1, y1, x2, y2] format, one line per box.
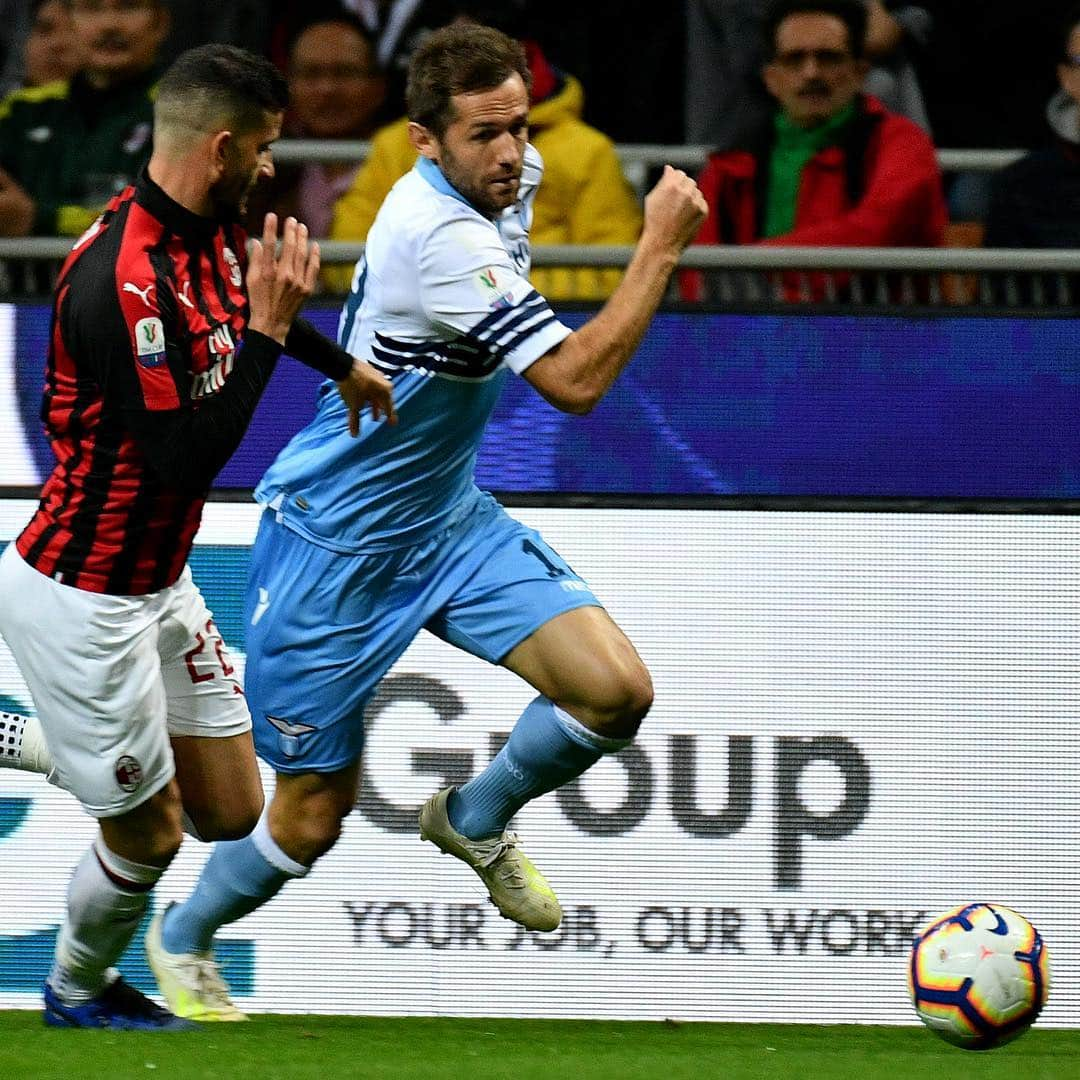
[421, 73, 529, 217]
[289, 22, 385, 139]
[25, 0, 82, 87]
[1058, 25, 1080, 109]
[69, 0, 168, 86]
[212, 111, 282, 221]
[762, 13, 867, 128]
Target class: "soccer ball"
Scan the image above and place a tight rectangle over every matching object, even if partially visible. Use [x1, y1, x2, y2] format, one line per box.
[908, 903, 1050, 1050]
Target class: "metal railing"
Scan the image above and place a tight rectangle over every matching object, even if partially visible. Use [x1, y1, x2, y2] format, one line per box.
[3, 239, 1063, 270]
[4, 241, 1077, 307]
[0, 139, 1055, 306]
[271, 140, 1025, 200]
[271, 139, 1022, 172]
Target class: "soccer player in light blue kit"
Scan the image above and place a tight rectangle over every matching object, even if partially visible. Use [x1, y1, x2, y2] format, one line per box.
[143, 23, 708, 1019]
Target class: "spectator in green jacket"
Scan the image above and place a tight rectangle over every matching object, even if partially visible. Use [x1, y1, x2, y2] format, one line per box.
[0, 0, 168, 236]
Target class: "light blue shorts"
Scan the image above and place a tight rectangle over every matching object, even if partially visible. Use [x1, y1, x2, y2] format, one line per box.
[243, 494, 600, 773]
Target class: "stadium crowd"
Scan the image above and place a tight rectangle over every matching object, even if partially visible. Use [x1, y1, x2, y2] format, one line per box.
[0, 0, 1076, 295]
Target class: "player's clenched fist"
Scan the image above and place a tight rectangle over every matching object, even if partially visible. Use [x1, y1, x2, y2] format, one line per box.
[247, 213, 321, 345]
[642, 165, 708, 254]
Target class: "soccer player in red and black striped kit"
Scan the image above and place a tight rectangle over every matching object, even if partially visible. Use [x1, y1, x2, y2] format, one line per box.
[0, 44, 393, 1030]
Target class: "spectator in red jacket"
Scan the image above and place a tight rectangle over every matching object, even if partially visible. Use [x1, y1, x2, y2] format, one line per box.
[684, 0, 946, 301]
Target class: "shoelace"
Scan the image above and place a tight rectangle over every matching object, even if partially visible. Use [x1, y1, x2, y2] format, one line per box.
[473, 832, 527, 890]
[177, 955, 233, 1004]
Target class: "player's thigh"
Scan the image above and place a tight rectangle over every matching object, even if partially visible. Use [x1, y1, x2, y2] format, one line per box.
[502, 605, 653, 722]
[426, 508, 652, 720]
[425, 506, 602, 668]
[241, 511, 440, 775]
[0, 545, 175, 816]
[157, 568, 261, 837]
[171, 732, 263, 840]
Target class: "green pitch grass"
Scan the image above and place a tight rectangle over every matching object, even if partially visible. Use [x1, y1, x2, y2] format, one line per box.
[1, 1015, 1077, 1080]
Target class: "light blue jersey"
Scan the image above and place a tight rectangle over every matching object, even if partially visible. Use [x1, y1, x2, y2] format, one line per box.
[255, 146, 572, 553]
[246, 145, 601, 771]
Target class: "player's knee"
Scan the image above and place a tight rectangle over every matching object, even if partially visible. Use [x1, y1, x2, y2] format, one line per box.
[272, 790, 354, 866]
[191, 803, 262, 843]
[588, 662, 654, 740]
[288, 811, 348, 864]
[108, 819, 184, 869]
[103, 787, 186, 867]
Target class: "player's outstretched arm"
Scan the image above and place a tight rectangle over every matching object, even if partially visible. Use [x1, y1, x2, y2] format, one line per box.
[523, 166, 707, 415]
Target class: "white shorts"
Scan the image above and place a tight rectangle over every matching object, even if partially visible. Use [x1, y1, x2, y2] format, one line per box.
[0, 545, 251, 817]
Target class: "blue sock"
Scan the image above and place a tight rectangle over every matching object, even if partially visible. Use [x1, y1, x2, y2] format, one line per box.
[161, 816, 308, 954]
[448, 695, 630, 840]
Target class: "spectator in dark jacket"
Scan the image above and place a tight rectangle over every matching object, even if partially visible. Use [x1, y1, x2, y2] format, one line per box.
[0, 0, 168, 236]
[683, 0, 946, 301]
[985, 5, 1080, 250]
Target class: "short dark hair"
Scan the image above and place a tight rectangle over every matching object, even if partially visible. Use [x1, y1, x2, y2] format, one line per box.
[287, 11, 379, 68]
[155, 44, 288, 137]
[406, 23, 529, 138]
[764, 0, 869, 59]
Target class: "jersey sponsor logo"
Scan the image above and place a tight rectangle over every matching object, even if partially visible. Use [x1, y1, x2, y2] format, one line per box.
[26, 125, 51, 143]
[191, 351, 235, 399]
[222, 246, 242, 287]
[209, 322, 235, 356]
[114, 754, 143, 793]
[122, 281, 155, 308]
[134, 316, 166, 367]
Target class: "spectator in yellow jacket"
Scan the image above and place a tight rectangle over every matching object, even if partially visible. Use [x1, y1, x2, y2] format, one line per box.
[327, 35, 642, 301]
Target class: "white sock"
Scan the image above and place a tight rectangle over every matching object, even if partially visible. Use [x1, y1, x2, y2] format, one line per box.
[0, 711, 53, 774]
[49, 835, 163, 1004]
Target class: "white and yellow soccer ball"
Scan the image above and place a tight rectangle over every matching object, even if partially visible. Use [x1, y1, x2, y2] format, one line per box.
[908, 903, 1050, 1050]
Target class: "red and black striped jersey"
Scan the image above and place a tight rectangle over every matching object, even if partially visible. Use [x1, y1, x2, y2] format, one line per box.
[17, 173, 256, 595]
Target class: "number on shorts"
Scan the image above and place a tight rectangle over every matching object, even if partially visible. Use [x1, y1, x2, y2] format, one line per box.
[522, 538, 565, 579]
[183, 619, 234, 684]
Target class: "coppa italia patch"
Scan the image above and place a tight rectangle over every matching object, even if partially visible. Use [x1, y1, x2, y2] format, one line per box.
[474, 266, 515, 310]
[134, 316, 166, 367]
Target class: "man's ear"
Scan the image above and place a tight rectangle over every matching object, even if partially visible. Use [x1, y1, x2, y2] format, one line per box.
[208, 129, 233, 181]
[761, 60, 781, 100]
[408, 121, 439, 162]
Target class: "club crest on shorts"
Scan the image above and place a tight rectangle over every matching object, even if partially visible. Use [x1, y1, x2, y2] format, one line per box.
[266, 714, 316, 759]
[114, 755, 143, 793]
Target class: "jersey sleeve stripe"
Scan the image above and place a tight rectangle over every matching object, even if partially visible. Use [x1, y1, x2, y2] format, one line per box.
[467, 291, 546, 341]
[464, 302, 554, 354]
[489, 314, 559, 360]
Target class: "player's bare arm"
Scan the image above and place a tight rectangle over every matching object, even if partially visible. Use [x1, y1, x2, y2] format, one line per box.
[523, 166, 707, 414]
